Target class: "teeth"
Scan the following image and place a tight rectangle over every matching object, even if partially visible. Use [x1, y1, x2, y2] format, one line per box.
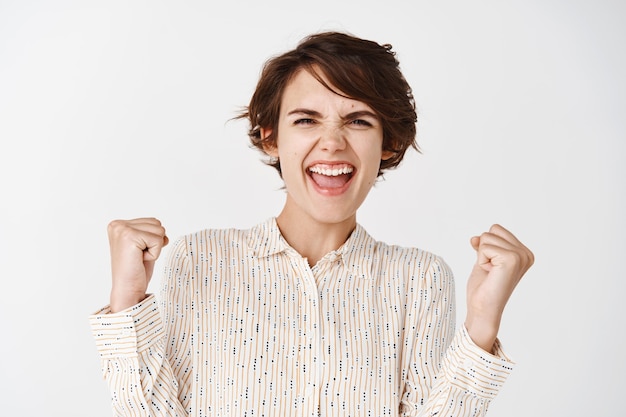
[309, 165, 354, 176]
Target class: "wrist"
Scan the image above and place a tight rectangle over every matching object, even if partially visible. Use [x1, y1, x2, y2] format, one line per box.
[464, 314, 500, 354]
[109, 290, 147, 313]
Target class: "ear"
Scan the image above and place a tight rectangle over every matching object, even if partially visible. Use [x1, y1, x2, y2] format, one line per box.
[260, 127, 278, 157]
[381, 150, 395, 161]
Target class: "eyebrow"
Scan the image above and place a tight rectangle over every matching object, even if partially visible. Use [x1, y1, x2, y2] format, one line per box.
[286, 108, 379, 121]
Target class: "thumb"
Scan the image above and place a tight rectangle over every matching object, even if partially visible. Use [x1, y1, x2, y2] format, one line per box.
[470, 235, 493, 271]
[144, 258, 156, 282]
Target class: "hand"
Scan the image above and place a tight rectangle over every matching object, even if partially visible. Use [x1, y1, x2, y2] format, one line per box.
[107, 218, 169, 313]
[464, 224, 534, 352]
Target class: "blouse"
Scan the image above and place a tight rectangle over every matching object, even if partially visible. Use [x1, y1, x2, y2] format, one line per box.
[90, 217, 514, 416]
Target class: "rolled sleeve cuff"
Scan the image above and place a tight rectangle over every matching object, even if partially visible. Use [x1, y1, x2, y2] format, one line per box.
[443, 326, 516, 399]
[88, 294, 163, 358]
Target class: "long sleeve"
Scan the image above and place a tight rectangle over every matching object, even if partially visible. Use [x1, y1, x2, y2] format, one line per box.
[89, 238, 193, 416]
[90, 220, 517, 416]
[400, 256, 515, 416]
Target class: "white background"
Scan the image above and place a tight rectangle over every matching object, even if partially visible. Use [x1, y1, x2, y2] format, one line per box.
[1, 0, 624, 416]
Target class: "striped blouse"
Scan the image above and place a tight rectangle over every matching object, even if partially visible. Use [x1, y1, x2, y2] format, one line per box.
[90, 217, 514, 416]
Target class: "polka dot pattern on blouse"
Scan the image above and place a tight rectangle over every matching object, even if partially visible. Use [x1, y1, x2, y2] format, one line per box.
[90, 217, 514, 416]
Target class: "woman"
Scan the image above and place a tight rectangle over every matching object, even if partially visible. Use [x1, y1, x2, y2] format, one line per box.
[91, 31, 534, 416]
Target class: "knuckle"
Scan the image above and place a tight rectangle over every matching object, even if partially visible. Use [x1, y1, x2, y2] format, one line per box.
[107, 219, 137, 241]
[107, 219, 125, 234]
[503, 250, 522, 265]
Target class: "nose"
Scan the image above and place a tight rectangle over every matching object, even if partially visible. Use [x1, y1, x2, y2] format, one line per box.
[318, 125, 346, 153]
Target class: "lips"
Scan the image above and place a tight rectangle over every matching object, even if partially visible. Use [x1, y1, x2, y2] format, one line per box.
[307, 163, 354, 189]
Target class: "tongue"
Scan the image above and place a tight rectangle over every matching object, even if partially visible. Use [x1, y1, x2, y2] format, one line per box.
[311, 173, 350, 188]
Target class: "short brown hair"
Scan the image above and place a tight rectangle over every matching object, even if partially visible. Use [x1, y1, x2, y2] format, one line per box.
[238, 31, 418, 176]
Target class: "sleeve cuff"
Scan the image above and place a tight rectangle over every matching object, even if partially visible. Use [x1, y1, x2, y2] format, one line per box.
[88, 294, 163, 358]
[442, 326, 516, 399]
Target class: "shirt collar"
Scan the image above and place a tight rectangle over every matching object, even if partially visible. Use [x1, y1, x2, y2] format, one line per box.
[334, 222, 377, 278]
[246, 217, 288, 258]
[247, 217, 377, 278]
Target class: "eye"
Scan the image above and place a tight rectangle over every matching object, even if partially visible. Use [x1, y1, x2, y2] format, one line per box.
[294, 118, 315, 125]
[349, 119, 373, 127]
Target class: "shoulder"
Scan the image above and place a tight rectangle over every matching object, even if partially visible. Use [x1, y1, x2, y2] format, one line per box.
[362, 230, 454, 287]
[170, 217, 281, 259]
[366, 233, 449, 272]
[176, 226, 251, 254]
[372, 241, 456, 307]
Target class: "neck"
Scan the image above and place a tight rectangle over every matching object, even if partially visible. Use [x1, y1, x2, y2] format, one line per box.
[276, 207, 356, 268]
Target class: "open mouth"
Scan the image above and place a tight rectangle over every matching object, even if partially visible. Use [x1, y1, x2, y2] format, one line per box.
[307, 163, 354, 189]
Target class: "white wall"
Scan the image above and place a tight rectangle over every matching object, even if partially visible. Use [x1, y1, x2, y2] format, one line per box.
[1, 0, 624, 415]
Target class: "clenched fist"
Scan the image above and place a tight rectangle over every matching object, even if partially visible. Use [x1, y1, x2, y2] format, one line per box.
[107, 218, 169, 313]
[464, 224, 534, 353]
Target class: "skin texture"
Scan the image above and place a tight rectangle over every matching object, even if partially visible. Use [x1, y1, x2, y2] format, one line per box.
[261, 69, 394, 266]
[107, 69, 534, 353]
[464, 224, 534, 351]
[107, 217, 168, 313]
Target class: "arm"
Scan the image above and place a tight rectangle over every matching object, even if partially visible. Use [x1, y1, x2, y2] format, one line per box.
[89, 296, 188, 416]
[400, 256, 516, 416]
[89, 219, 191, 416]
[401, 225, 533, 416]
[464, 224, 534, 352]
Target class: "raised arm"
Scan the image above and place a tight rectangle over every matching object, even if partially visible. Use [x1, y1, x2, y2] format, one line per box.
[107, 218, 169, 312]
[402, 225, 532, 416]
[464, 224, 534, 352]
[90, 218, 189, 416]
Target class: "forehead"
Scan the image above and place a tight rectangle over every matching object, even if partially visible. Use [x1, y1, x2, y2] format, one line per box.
[280, 68, 374, 113]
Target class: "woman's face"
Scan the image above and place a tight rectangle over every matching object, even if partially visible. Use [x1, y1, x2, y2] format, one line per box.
[263, 68, 393, 227]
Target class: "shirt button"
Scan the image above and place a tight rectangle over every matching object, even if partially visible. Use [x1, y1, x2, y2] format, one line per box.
[120, 329, 131, 337]
[305, 386, 314, 397]
[463, 358, 474, 369]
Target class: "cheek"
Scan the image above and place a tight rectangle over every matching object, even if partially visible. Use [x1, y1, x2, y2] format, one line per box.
[277, 136, 313, 163]
[358, 145, 384, 168]
[353, 132, 384, 159]
[279, 149, 303, 166]
[277, 148, 305, 178]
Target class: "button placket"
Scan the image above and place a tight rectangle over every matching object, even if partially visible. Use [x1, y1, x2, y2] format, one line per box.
[294, 257, 321, 409]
